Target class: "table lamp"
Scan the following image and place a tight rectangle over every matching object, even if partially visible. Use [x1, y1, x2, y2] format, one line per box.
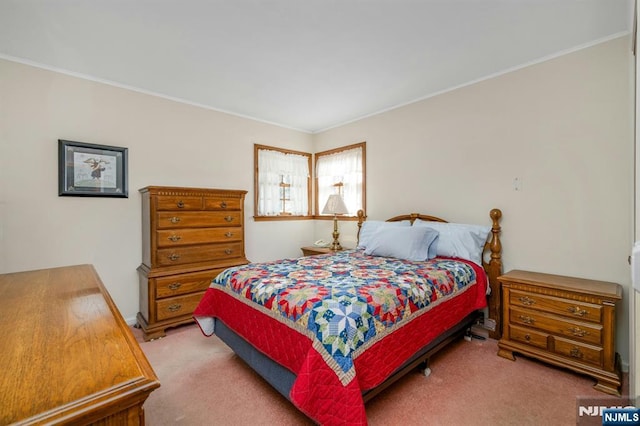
[322, 194, 349, 250]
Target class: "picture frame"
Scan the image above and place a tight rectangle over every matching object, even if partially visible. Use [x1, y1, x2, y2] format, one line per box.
[58, 139, 128, 197]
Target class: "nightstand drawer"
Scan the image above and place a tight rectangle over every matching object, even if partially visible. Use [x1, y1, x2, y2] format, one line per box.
[510, 289, 602, 323]
[510, 307, 602, 346]
[508, 324, 548, 350]
[301, 246, 341, 256]
[553, 336, 602, 367]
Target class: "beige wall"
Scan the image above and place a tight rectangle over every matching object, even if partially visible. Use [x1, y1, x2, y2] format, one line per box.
[0, 59, 314, 321]
[0, 36, 634, 367]
[314, 36, 634, 366]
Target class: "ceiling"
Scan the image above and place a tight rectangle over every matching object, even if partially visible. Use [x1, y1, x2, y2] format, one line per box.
[0, 1, 634, 133]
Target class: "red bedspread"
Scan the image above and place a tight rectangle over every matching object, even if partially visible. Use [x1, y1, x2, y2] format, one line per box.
[194, 250, 487, 425]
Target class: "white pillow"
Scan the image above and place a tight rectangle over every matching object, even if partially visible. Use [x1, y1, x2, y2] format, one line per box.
[358, 220, 411, 249]
[364, 225, 439, 262]
[413, 219, 490, 266]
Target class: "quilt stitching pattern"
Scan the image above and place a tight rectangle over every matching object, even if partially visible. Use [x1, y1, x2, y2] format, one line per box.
[213, 250, 477, 378]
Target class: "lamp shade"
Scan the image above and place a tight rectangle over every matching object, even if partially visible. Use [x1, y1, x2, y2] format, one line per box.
[322, 194, 349, 215]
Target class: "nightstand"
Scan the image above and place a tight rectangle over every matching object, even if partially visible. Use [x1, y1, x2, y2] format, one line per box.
[300, 246, 342, 256]
[497, 270, 622, 396]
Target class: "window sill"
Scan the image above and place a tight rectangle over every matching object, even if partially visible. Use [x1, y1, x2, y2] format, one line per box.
[312, 215, 360, 221]
[253, 215, 362, 222]
[254, 215, 314, 221]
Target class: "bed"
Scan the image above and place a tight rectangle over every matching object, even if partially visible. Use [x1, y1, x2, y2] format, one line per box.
[194, 208, 503, 425]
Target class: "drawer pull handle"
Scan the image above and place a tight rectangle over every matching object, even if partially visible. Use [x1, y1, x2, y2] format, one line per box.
[168, 235, 182, 242]
[524, 334, 531, 341]
[225, 249, 233, 255]
[568, 327, 590, 337]
[225, 232, 233, 238]
[170, 216, 181, 224]
[518, 315, 535, 325]
[518, 296, 535, 306]
[177, 201, 185, 208]
[168, 282, 182, 290]
[570, 347, 584, 359]
[168, 253, 181, 261]
[224, 216, 233, 222]
[168, 304, 182, 312]
[220, 201, 227, 209]
[568, 306, 588, 317]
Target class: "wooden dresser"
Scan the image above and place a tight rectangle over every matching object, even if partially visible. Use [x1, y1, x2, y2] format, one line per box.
[137, 186, 248, 340]
[497, 270, 622, 395]
[0, 265, 160, 425]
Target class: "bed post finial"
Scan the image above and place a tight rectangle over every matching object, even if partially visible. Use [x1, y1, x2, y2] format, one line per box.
[356, 210, 366, 244]
[489, 208, 502, 260]
[487, 208, 503, 340]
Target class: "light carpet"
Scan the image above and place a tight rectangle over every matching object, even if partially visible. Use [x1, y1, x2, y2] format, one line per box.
[134, 324, 628, 425]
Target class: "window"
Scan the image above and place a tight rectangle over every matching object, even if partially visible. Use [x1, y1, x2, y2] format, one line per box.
[254, 142, 366, 221]
[254, 144, 312, 220]
[315, 142, 366, 218]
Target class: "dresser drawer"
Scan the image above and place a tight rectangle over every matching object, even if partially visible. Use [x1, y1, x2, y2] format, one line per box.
[204, 198, 242, 211]
[156, 292, 204, 321]
[508, 324, 549, 350]
[510, 289, 602, 323]
[155, 268, 227, 298]
[510, 307, 602, 346]
[553, 336, 603, 368]
[156, 227, 243, 248]
[156, 242, 244, 266]
[156, 211, 242, 229]
[156, 195, 203, 211]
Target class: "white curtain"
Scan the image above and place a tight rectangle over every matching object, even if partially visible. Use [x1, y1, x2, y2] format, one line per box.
[257, 149, 309, 216]
[316, 146, 363, 216]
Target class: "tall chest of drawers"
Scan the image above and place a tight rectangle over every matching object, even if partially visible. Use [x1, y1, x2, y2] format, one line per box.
[137, 186, 248, 340]
[497, 270, 622, 395]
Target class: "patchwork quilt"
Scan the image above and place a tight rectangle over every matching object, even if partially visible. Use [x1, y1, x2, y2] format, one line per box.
[194, 249, 487, 425]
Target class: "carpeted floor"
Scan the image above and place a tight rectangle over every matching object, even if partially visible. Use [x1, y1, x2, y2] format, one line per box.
[134, 324, 628, 425]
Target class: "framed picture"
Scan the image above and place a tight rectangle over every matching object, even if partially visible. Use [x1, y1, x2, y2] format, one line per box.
[58, 140, 128, 197]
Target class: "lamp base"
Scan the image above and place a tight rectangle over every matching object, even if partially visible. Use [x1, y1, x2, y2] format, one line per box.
[330, 215, 342, 251]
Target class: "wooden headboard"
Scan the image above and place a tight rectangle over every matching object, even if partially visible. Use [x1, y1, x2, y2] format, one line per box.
[356, 208, 503, 339]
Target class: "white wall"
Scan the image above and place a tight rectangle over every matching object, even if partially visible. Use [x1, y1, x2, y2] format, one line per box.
[0, 59, 314, 321]
[314, 36, 634, 366]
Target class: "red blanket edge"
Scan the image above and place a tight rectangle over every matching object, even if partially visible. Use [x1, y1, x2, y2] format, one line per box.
[192, 258, 487, 425]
